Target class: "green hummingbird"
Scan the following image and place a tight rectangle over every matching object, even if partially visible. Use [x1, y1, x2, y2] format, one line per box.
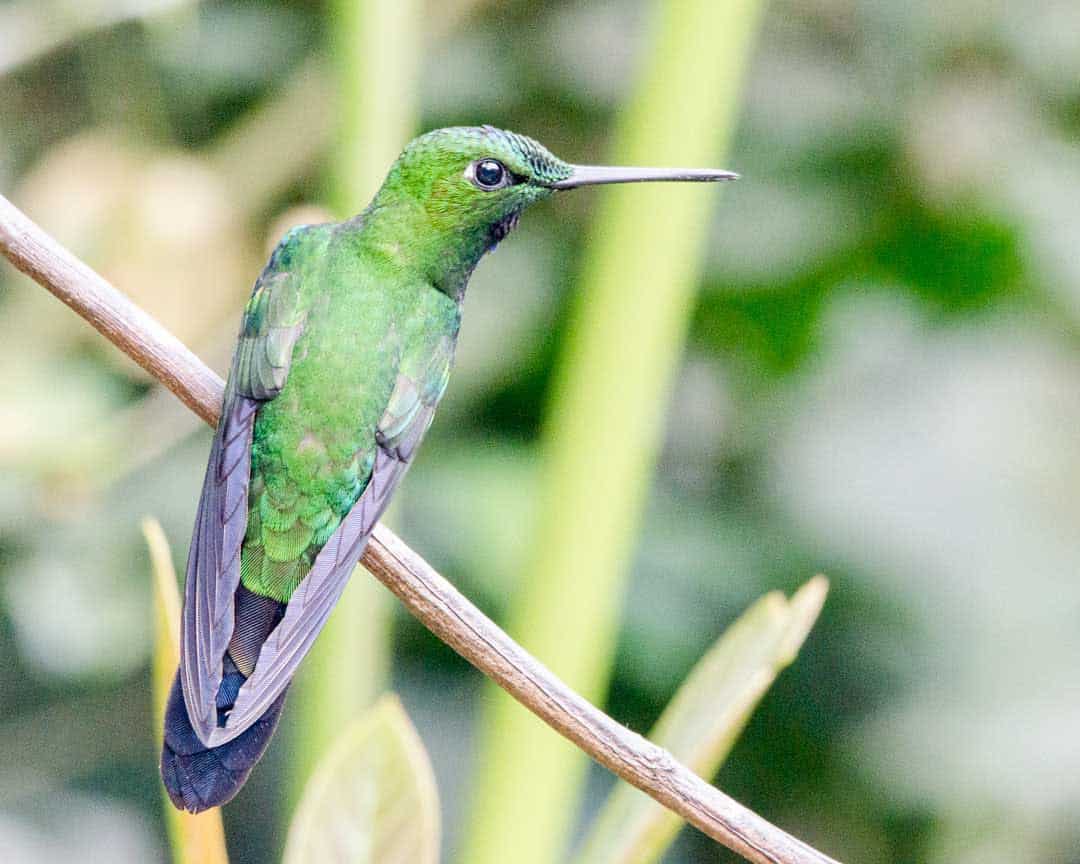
[162, 125, 736, 812]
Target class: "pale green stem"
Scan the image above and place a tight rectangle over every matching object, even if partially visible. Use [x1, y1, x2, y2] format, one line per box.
[459, 1, 765, 862]
[328, 0, 422, 217]
[287, 0, 422, 809]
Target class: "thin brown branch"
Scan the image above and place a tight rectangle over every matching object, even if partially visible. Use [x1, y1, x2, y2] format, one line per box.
[0, 192, 840, 864]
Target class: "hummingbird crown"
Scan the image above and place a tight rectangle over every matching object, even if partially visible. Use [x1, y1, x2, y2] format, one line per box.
[395, 125, 575, 189]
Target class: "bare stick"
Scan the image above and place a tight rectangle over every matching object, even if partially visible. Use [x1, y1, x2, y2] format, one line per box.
[0, 193, 840, 864]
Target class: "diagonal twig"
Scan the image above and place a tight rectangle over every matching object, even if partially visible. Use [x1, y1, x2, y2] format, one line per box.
[0, 192, 840, 864]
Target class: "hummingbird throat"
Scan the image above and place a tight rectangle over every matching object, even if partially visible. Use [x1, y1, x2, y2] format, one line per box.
[489, 208, 522, 249]
[425, 205, 524, 301]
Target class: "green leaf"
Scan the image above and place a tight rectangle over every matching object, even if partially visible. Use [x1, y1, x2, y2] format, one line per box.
[142, 517, 230, 864]
[283, 694, 440, 864]
[571, 576, 829, 864]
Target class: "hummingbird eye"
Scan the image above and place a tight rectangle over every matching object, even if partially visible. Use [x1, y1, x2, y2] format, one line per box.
[470, 159, 509, 190]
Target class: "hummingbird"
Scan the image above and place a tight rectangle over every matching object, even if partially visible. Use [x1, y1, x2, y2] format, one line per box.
[161, 125, 736, 812]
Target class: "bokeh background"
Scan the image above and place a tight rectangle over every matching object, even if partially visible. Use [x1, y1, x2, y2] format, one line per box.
[3, 1, 1080, 862]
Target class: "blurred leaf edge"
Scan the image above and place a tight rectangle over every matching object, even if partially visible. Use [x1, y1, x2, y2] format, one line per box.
[572, 575, 829, 864]
[283, 692, 441, 864]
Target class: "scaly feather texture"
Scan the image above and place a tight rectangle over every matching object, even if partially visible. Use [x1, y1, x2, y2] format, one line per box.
[163, 126, 569, 811]
[161, 124, 733, 811]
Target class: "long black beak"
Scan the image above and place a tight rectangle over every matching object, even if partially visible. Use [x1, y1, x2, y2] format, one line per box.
[549, 165, 739, 189]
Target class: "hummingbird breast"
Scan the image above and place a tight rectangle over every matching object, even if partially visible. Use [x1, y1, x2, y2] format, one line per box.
[239, 260, 459, 605]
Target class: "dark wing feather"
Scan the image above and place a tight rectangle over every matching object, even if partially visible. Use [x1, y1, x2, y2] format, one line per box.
[179, 395, 258, 743]
[180, 236, 308, 746]
[211, 339, 454, 743]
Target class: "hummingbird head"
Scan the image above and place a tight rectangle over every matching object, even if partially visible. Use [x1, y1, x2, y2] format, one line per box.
[377, 126, 571, 254]
[370, 125, 737, 298]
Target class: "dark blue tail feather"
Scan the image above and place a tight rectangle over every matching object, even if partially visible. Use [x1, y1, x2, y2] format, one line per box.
[161, 672, 289, 813]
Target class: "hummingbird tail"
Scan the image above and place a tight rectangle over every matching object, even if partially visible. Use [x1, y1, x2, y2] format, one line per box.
[161, 668, 290, 813]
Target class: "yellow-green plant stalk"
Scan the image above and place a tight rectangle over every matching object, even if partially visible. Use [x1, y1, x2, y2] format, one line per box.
[289, 0, 422, 804]
[328, 0, 422, 216]
[461, 2, 765, 862]
[143, 518, 230, 864]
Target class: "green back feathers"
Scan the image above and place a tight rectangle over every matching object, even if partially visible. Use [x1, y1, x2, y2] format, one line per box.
[236, 126, 572, 602]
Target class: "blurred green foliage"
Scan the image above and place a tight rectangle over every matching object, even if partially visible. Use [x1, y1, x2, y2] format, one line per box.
[574, 578, 828, 864]
[463, 2, 764, 861]
[2, 1, 1080, 863]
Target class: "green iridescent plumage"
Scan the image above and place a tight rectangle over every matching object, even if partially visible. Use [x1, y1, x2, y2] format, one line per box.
[235, 223, 457, 604]
[162, 124, 736, 814]
[235, 128, 574, 604]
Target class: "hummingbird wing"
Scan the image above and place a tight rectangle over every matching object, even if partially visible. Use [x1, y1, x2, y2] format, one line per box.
[208, 334, 454, 744]
[182, 217, 457, 747]
[180, 232, 310, 745]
